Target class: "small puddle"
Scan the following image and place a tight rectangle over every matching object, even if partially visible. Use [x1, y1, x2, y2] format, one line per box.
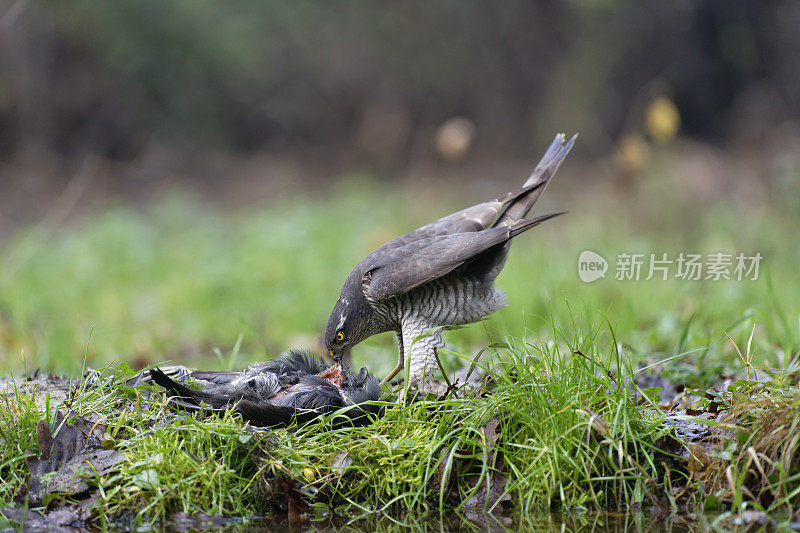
[103, 510, 786, 532]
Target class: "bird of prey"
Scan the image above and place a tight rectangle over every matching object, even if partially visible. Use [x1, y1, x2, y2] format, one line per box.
[324, 133, 576, 389]
[147, 350, 381, 427]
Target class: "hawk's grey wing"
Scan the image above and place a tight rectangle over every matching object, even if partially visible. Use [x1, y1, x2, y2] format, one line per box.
[365, 213, 562, 301]
[362, 133, 574, 265]
[360, 207, 498, 266]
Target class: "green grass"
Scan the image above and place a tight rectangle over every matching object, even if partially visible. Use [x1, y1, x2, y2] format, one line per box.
[0, 321, 687, 519]
[1, 319, 798, 527]
[1, 165, 800, 525]
[1, 175, 798, 381]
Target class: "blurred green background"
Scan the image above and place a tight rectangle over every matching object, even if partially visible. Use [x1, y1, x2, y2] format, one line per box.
[0, 1, 798, 377]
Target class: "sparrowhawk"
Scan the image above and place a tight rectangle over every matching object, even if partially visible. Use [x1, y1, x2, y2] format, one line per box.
[324, 133, 575, 388]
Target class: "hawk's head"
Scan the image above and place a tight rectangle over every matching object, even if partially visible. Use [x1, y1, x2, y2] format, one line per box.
[323, 295, 371, 362]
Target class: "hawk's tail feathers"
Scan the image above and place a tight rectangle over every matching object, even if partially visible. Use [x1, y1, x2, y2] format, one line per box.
[523, 133, 577, 189]
[496, 133, 576, 225]
[508, 211, 566, 238]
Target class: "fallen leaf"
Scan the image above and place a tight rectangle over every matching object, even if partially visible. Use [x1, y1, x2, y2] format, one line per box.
[25, 412, 125, 505]
[327, 451, 352, 477]
[1, 493, 98, 529]
[464, 416, 510, 509]
[283, 480, 309, 526]
[132, 469, 160, 490]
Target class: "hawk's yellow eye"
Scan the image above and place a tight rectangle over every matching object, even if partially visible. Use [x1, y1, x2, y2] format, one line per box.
[335, 332, 346, 342]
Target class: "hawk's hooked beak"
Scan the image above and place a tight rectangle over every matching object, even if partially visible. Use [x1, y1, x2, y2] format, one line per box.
[330, 350, 342, 364]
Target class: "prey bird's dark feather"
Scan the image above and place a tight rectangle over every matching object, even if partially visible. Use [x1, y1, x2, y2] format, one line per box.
[148, 350, 382, 428]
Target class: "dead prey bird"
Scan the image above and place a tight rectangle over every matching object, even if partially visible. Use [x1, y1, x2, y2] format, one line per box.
[148, 350, 381, 427]
[324, 133, 575, 389]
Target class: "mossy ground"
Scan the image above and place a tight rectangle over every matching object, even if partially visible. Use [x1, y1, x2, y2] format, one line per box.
[1, 170, 799, 528]
[2, 330, 798, 529]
